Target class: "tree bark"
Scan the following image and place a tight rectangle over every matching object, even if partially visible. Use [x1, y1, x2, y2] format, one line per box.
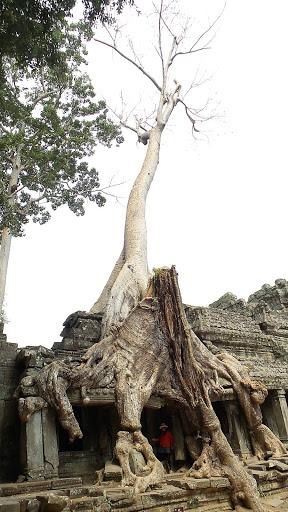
[0, 227, 12, 314]
[90, 123, 165, 336]
[0, 157, 21, 314]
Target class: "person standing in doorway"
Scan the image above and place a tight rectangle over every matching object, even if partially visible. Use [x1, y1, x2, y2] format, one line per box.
[152, 423, 174, 473]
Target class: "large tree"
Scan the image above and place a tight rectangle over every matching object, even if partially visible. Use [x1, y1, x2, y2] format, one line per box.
[0, 21, 123, 315]
[17, 2, 286, 511]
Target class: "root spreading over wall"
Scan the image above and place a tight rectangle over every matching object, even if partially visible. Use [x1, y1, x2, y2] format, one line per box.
[18, 267, 286, 512]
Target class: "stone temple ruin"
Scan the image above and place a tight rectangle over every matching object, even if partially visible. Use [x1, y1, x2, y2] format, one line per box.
[1, 278, 288, 511]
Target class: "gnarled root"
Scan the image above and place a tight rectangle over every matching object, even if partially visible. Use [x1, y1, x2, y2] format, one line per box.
[186, 436, 223, 478]
[185, 400, 264, 512]
[189, 430, 264, 512]
[114, 431, 136, 486]
[133, 431, 165, 493]
[32, 361, 83, 442]
[114, 430, 165, 493]
[18, 397, 48, 422]
[250, 423, 287, 459]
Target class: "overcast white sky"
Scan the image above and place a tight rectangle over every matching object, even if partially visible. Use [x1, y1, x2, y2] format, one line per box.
[4, 0, 288, 348]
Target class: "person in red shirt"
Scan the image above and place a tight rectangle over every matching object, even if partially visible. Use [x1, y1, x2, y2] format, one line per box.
[152, 423, 174, 472]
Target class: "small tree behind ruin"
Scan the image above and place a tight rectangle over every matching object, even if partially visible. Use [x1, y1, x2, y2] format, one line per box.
[17, 3, 286, 511]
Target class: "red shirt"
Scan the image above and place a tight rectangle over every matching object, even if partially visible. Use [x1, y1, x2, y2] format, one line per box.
[155, 430, 174, 448]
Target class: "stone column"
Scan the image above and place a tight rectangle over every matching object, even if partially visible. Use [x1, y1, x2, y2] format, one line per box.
[171, 414, 187, 461]
[23, 410, 45, 479]
[224, 400, 252, 459]
[42, 408, 59, 478]
[269, 389, 288, 445]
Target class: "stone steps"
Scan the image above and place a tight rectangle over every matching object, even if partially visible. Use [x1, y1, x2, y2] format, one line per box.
[245, 456, 288, 495]
[1, 468, 288, 512]
[0, 478, 82, 498]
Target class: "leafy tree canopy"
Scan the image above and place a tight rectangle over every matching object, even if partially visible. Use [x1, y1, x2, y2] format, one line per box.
[0, 0, 135, 68]
[0, 21, 123, 238]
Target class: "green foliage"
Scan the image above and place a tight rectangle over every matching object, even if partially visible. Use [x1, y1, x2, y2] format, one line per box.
[83, 0, 135, 24]
[187, 495, 202, 507]
[0, 21, 123, 238]
[0, 0, 135, 69]
[0, 308, 9, 324]
[102, 490, 112, 510]
[152, 267, 170, 276]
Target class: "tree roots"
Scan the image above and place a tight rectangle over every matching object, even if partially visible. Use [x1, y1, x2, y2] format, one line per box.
[18, 267, 286, 511]
[114, 430, 165, 493]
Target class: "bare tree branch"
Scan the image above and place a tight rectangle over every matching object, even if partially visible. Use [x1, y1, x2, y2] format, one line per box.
[170, 2, 225, 64]
[157, 0, 165, 81]
[93, 38, 162, 92]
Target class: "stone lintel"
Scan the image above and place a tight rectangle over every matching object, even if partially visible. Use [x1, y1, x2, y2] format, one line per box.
[210, 388, 235, 402]
[201, 332, 272, 348]
[67, 389, 163, 408]
[68, 388, 116, 406]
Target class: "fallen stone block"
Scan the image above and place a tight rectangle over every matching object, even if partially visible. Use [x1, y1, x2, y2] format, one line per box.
[274, 461, 288, 472]
[209, 477, 230, 489]
[266, 497, 285, 507]
[0, 500, 20, 512]
[86, 486, 103, 497]
[247, 470, 268, 482]
[0, 485, 18, 497]
[263, 460, 277, 469]
[36, 494, 68, 512]
[182, 478, 210, 490]
[265, 470, 283, 482]
[165, 478, 183, 489]
[247, 464, 266, 471]
[104, 462, 122, 482]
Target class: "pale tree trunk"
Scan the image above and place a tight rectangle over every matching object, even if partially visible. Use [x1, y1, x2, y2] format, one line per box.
[90, 31, 180, 336]
[90, 124, 164, 334]
[90, 81, 180, 336]
[0, 155, 22, 315]
[0, 227, 12, 314]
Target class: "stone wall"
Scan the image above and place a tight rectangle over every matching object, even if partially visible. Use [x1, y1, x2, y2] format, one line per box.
[0, 323, 21, 481]
[2, 279, 288, 482]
